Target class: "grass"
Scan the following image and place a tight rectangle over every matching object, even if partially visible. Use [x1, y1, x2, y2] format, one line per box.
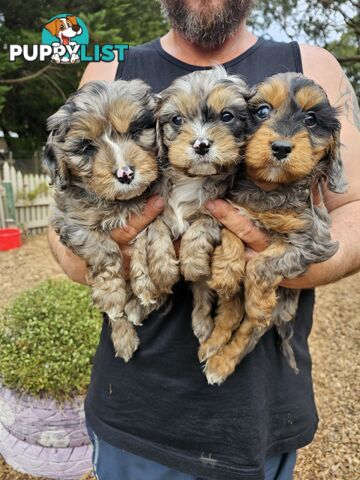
[0, 280, 102, 401]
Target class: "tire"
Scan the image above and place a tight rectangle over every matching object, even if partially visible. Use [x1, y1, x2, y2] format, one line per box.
[0, 383, 89, 448]
[0, 421, 92, 480]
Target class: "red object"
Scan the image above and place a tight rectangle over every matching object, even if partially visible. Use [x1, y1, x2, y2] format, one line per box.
[0, 228, 22, 251]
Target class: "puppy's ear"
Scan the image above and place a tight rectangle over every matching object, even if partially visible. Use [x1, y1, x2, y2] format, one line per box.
[44, 19, 59, 36]
[325, 129, 347, 193]
[43, 134, 70, 190]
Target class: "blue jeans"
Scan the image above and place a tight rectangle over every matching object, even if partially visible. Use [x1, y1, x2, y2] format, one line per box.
[86, 423, 296, 480]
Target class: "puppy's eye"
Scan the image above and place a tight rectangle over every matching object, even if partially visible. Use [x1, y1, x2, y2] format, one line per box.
[172, 115, 184, 126]
[60, 25, 65, 30]
[220, 111, 234, 123]
[304, 112, 317, 127]
[72, 140, 97, 156]
[256, 105, 271, 119]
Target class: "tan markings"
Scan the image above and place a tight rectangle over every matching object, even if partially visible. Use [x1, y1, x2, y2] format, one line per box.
[204, 241, 288, 384]
[172, 92, 199, 118]
[295, 86, 326, 111]
[89, 141, 157, 201]
[206, 124, 242, 167]
[245, 124, 327, 185]
[208, 228, 245, 298]
[255, 78, 288, 109]
[228, 199, 308, 233]
[109, 100, 141, 133]
[207, 85, 245, 113]
[168, 128, 194, 170]
[198, 295, 244, 363]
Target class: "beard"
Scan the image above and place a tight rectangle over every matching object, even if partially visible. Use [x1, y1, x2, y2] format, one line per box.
[159, 0, 254, 48]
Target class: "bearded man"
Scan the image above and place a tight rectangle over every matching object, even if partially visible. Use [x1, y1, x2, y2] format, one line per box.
[48, 1, 360, 479]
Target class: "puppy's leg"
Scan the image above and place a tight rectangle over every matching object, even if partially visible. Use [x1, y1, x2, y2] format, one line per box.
[198, 293, 244, 362]
[273, 287, 301, 373]
[130, 229, 160, 307]
[110, 317, 139, 362]
[124, 292, 168, 326]
[204, 241, 302, 384]
[180, 217, 220, 282]
[207, 228, 246, 298]
[204, 313, 270, 385]
[71, 228, 139, 361]
[191, 281, 215, 344]
[147, 218, 180, 295]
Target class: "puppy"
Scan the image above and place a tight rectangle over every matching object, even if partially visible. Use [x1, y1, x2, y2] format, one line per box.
[204, 72, 347, 384]
[43, 79, 160, 361]
[131, 66, 250, 347]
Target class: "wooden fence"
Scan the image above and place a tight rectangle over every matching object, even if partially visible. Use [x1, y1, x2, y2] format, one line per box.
[0, 162, 52, 234]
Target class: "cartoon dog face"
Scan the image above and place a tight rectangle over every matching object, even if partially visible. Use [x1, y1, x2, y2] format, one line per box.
[44, 80, 159, 201]
[245, 72, 346, 192]
[44, 16, 82, 45]
[157, 66, 251, 177]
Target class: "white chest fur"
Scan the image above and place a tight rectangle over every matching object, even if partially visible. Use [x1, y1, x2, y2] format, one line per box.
[165, 175, 207, 238]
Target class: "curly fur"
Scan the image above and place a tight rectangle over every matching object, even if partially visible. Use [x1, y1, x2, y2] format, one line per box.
[43, 79, 164, 362]
[204, 72, 347, 384]
[134, 66, 251, 348]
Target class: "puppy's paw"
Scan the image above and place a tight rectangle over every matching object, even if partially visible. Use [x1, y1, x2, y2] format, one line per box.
[110, 318, 139, 362]
[180, 257, 211, 282]
[207, 275, 241, 298]
[193, 317, 214, 345]
[204, 354, 236, 386]
[198, 332, 229, 363]
[152, 258, 180, 294]
[208, 230, 245, 297]
[124, 297, 145, 326]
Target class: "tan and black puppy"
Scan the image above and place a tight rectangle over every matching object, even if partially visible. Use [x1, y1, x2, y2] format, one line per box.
[132, 66, 250, 349]
[43, 79, 161, 362]
[203, 72, 347, 384]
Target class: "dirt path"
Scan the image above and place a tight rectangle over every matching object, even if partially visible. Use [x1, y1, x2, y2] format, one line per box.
[0, 234, 358, 479]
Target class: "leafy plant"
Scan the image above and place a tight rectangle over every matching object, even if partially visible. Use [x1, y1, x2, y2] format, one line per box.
[0, 280, 102, 401]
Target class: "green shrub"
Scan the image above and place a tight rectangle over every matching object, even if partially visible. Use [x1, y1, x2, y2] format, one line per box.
[0, 280, 102, 401]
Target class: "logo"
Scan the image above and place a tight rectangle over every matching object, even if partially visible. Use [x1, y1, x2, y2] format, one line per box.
[9, 13, 128, 64]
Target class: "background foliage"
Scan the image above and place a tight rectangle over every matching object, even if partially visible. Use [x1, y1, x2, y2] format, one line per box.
[0, 0, 358, 161]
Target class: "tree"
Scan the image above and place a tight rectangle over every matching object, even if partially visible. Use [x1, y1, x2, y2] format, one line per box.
[0, 0, 167, 159]
[249, 0, 359, 97]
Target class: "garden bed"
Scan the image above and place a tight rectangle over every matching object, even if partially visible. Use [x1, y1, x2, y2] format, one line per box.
[0, 233, 358, 479]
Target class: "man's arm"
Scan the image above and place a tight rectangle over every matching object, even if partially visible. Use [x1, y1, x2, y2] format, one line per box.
[207, 45, 360, 289]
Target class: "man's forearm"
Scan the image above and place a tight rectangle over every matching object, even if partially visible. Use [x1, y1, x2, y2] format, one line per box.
[281, 201, 360, 289]
[48, 227, 88, 285]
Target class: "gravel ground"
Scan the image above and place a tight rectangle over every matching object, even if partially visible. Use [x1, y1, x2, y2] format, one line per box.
[0, 233, 358, 479]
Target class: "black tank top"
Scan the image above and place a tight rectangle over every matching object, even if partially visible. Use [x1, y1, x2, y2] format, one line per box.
[85, 37, 318, 480]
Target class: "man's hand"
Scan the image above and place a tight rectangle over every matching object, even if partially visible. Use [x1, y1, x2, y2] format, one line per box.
[205, 198, 346, 290]
[48, 195, 164, 284]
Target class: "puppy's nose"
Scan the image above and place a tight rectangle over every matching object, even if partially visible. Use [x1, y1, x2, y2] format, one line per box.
[193, 138, 211, 156]
[72, 24, 80, 32]
[115, 166, 135, 184]
[271, 141, 292, 160]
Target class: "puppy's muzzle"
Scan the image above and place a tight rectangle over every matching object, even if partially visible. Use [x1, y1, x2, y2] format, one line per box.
[271, 141, 292, 161]
[192, 138, 212, 156]
[115, 166, 135, 184]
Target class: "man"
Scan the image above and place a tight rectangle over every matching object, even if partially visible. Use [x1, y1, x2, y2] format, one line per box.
[48, 1, 360, 479]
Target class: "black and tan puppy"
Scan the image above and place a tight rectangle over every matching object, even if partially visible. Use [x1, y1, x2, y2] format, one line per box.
[132, 66, 250, 347]
[43, 80, 161, 362]
[203, 72, 347, 384]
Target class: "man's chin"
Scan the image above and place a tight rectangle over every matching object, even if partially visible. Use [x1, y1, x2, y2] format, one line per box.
[159, 0, 254, 48]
